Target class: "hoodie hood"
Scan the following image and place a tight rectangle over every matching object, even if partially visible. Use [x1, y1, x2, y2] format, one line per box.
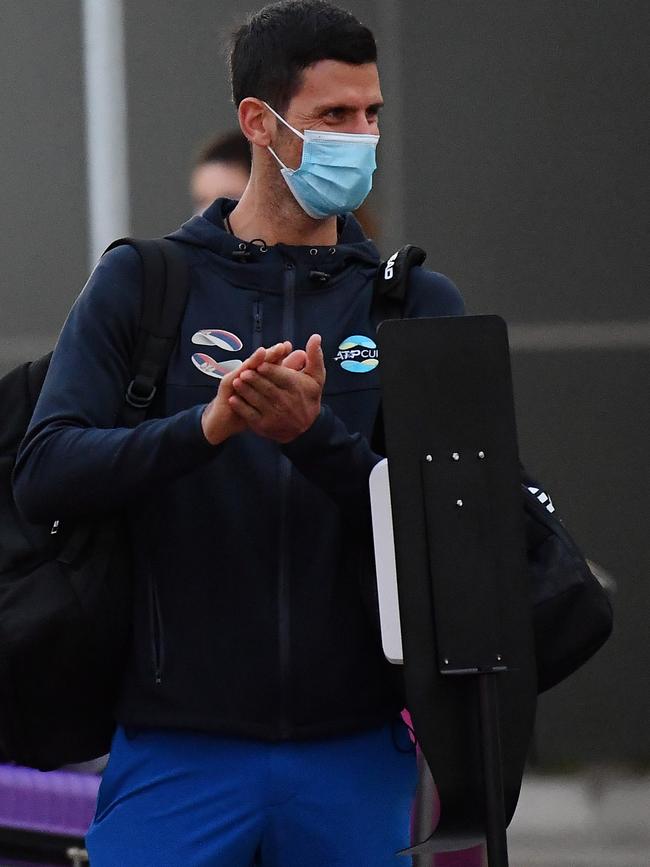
[166, 198, 380, 293]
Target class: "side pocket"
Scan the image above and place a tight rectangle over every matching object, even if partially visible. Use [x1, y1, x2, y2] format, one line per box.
[148, 570, 165, 685]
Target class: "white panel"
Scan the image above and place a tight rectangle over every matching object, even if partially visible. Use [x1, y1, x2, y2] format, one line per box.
[369, 458, 403, 664]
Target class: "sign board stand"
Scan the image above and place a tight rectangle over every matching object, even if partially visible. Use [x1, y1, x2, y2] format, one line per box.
[373, 316, 537, 864]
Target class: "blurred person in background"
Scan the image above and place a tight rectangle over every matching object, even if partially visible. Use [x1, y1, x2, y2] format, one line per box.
[190, 129, 252, 213]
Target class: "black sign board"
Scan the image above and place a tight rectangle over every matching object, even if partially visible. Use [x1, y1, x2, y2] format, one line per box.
[377, 315, 537, 864]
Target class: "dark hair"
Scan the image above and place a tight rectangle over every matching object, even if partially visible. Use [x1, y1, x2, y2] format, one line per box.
[230, 0, 377, 113]
[194, 129, 252, 172]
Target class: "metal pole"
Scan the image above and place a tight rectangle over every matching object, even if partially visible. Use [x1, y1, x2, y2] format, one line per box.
[376, 0, 407, 252]
[81, 0, 130, 268]
[478, 674, 509, 867]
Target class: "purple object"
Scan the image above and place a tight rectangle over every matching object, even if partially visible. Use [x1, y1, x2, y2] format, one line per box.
[0, 764, 99, 838]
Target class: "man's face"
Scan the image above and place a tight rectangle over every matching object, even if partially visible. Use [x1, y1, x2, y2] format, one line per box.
[273, 60, 383, 169]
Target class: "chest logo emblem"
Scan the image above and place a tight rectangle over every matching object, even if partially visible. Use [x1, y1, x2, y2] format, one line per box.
[334, 335, 379, 373]
[191, 329, 243, 351]
[191, 354, 243, 379]
[191, 329, 243, 379]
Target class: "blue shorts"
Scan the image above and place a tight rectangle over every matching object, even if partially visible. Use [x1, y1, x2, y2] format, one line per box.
[86, 721, 417, 866]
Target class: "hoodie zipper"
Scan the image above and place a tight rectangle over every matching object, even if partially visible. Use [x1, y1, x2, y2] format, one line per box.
[252, 299, 264, 349]
[278, 260, 296, 736]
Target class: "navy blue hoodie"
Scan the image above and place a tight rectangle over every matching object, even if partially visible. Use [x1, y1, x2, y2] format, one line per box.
[14, 199, 464, 740]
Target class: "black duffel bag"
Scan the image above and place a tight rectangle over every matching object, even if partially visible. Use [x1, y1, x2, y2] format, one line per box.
[521, 472, 613, 692]
[0, 238, 189, 770]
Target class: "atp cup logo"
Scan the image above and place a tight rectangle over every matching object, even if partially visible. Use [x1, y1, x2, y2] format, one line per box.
[334, 335, 379, 374]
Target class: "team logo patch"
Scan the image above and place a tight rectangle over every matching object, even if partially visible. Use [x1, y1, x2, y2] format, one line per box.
[191, 353, 243, 380]
[334, 334, 379, 374]
[191, 329, 243, 351]
[191, 328, 243, 379]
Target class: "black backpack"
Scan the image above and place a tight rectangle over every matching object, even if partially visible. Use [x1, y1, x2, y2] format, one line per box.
[372, 245, 613, 693]
[0, 238, 190, 770]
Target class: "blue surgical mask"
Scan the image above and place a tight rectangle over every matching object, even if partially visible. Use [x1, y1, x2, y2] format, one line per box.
[263, 102, 379, 219]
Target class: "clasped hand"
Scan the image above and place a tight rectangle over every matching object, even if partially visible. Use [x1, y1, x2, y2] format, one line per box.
[201, 334, 325, 445]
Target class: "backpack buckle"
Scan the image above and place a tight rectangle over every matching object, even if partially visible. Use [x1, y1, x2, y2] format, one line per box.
[125, 378, 156, 409]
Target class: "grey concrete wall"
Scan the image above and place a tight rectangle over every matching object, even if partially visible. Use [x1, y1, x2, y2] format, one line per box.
[0, 1, 87, 366]
[402, 0, 649, 324]
[514, 350, 649, 766]
[1, 0, 648, 765]
[398, 0, 649, 766]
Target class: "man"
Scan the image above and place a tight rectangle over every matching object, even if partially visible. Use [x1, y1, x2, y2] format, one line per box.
[190, 129, 252, 214]
[14, 2, 464, 864]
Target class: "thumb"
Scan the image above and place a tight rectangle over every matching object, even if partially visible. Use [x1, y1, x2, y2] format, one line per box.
[304, 334, 325, 385]
[220, 363, 243, 390]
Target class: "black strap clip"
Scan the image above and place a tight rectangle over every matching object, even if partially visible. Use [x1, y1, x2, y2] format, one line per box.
[125, 378, 157, 409]
[309, 270, 331, 283]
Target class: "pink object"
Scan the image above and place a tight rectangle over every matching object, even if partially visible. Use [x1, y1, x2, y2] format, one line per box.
[402, 710, 485, 867]
[434, 846, 484, 866]
[0, 763, 99, 837]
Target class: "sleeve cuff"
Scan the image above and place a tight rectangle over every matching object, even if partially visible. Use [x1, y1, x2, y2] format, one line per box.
[167, 403, 223, 467]
[281, 405, 336, 462]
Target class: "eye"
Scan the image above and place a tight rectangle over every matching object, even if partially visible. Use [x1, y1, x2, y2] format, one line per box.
[325, 107, 346, 120]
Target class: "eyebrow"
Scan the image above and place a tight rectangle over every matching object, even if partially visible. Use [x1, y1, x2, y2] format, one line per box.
[314, 101, 384, 114]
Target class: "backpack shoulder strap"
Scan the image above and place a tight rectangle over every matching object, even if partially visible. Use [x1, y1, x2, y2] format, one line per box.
[371, 244, 426, 330]
[369, 245, 427, 453]
[103, 237, 190, 426]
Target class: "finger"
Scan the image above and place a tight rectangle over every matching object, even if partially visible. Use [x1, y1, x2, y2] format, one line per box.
[263, 341, 293, 365]
[263, 342, 286, 364]
[304, 334, 326, 385]
[228, 394, 261, 422]
[232, 376, 275, 411]
[282, 349, 307, 371]
[239, 344, 283, 376]
[236, 346, 267, 374]
[254, 362, 298, 390]
[219, 363, 246, 389]
[236, 368, 281, 399]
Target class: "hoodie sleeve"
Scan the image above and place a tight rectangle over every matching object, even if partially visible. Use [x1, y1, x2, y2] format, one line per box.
[281, 268, 465, 506]
[13, 245, 217, 524]
[281, 403, 383, 510]
[406, 267, 466, 319]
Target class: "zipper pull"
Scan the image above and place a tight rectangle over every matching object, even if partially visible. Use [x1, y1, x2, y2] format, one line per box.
[50, 519, 61, 535]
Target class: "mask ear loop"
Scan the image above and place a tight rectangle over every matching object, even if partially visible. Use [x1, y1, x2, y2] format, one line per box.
[267, 146, 289, 171]
[263, 101, 304, 139]
[263, 101, 304, 172]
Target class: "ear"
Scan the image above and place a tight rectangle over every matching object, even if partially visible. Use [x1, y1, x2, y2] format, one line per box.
[238, 98, 275, 148]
